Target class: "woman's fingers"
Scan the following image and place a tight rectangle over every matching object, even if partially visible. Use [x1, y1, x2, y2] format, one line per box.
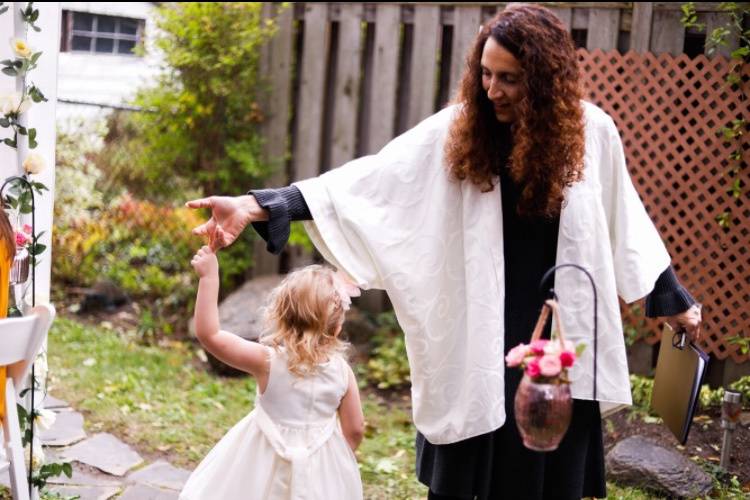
[185, 197, 213, 209]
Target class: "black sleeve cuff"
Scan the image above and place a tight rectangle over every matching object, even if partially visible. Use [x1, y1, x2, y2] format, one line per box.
[644, 265, 696, 317]
[248, 186, 312, 255]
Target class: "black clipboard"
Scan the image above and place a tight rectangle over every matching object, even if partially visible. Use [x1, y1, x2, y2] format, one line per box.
[650, 323, 709, 445]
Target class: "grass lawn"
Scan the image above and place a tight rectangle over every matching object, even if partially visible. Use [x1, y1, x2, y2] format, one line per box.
[46, 316, 426, 498]
[42, 316, 693, 499]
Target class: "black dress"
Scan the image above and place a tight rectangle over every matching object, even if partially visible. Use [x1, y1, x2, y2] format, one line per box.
[248, 131, 695, 499]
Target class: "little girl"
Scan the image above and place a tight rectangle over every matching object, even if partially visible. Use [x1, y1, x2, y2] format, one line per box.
[180, 246, 365, 500]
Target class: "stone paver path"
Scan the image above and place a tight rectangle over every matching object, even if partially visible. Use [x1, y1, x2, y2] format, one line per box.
[1, 395, 191, 499]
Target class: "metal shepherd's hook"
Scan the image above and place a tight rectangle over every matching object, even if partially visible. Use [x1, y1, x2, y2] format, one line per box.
[539, 264, 598, 400]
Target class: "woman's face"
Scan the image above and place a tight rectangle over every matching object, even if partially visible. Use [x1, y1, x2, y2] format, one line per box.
[480, 37, 523, 123]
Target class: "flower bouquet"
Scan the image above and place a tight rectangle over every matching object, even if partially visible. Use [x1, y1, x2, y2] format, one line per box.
[11, 224, 32, 285]
[505, 299, 586, 451]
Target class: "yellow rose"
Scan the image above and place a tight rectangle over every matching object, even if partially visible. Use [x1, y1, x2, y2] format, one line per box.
[23, 153, 45, 175]
[10, 37, 32, 59]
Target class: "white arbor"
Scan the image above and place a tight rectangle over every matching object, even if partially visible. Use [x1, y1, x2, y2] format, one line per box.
[0, 2, 60, 306]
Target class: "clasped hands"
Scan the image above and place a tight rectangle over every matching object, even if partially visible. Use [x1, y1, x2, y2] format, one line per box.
[185, 195, 268, 251]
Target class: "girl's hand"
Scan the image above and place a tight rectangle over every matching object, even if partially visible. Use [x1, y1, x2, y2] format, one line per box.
[191, 245, 219, 278]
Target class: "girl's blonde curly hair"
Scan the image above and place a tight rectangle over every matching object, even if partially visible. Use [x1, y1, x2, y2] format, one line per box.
[261, 265, 348, 377]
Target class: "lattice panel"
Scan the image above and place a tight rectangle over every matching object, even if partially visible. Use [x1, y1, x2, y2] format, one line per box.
[579, 49, 749, 363]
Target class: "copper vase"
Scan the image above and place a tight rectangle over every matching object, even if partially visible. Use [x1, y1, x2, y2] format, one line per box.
[514, 374, 572, 451]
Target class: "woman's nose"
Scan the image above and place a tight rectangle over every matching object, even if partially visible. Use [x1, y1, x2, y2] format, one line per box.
[487, 79, 504, 100]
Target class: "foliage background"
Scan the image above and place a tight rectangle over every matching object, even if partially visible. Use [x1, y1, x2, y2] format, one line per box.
[52, 3, 281, 336]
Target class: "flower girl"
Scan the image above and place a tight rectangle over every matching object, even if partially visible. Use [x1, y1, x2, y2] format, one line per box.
[180, 246, 364, 500]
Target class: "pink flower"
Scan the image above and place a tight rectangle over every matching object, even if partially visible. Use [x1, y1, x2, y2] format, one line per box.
[526, 357, 541, 378]
[530, 339, 548, 355]
[22, 224, 32, 234]
[539, 354, 562, 377]
[559, 350, 576, 368]
[15, 231, 28, 246]
[505, 343, 529, 367]
[332, 270, 361, 311]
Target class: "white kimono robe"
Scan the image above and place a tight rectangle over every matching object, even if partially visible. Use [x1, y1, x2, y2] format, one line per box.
[295, 101, 670, 445]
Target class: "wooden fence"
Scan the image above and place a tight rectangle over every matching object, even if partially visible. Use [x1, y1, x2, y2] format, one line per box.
[253, 2, 748, 363]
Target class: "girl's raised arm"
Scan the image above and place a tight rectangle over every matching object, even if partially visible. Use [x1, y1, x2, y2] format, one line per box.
[192, 246, 270, 381]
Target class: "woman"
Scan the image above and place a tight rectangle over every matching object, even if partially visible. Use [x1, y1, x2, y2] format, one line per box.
[188, 4, 701, 499]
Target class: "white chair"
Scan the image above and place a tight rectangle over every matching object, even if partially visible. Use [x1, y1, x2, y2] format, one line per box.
[0, 304, 55, 500]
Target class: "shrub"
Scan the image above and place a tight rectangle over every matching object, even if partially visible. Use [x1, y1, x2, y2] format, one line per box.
[52, 195, 251, 338]
[364, 311, 411, 390]
[97, 3, 280, 201]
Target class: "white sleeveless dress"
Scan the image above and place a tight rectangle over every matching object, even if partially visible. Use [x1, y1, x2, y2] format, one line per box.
[179, 348, 363, 500]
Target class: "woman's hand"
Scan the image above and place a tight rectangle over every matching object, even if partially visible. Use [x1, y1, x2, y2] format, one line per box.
[186, 195, 268, 250]
[664, 303, 702, 343]
[191, 245, 219, 279]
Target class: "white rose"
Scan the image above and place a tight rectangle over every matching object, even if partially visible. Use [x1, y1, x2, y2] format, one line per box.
[0, 92, 31, 115]
[35, 351, 48, 380]
[23, 440, 45, 471]
[10, 37, 33, 58]
[35, 408, 57, 431]
[23, 153, 45, 175]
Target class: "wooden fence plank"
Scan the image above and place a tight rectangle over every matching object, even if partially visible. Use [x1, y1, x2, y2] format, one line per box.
[704, 12, 738, 58]
[586, 8, 620, 50]
[330, 3, 363, 168]
[261, 5, 293, 185]
[630, 2, 653, 52]
[293, 3, 329, 181]
[548, 7, 572, 31]
[571, 8, 589, 30]
[363, 4, 401, 154]
[254, 4, 294, 276]
[407, 5, 441, 128]
[449, 5, 481, 101]
[650, 10, 685, 55]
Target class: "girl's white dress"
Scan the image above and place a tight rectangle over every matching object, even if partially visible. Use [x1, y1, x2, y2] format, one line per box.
[179, 348, 363, 500]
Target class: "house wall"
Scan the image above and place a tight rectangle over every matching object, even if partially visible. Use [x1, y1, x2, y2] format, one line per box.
[57, 2, 162, 122]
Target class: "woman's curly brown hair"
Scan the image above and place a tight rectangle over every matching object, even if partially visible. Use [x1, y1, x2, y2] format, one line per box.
[445, 3, 585, 217]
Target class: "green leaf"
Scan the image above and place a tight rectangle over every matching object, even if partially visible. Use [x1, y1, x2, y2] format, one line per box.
[31, 24, 40, 32]
[62, 462, 73, 478]
[3, 137, 17, 148]
[0, 117, 9, 127]
[0, 5, 8, 14]
[730, 46, 750, 59]
[28, 128, 36, 141]
[30, 51, 41, 64]
[29, 137, 38, 149]
[18, 126, 27, 135]
[0, 59, 12, 65]
[575, 343, 587, 357]
[1, 66, 17, 76]
[31, 243, 46, 255]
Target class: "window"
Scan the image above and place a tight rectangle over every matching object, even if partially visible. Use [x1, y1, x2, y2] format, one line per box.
[61, 11, 144, 55]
